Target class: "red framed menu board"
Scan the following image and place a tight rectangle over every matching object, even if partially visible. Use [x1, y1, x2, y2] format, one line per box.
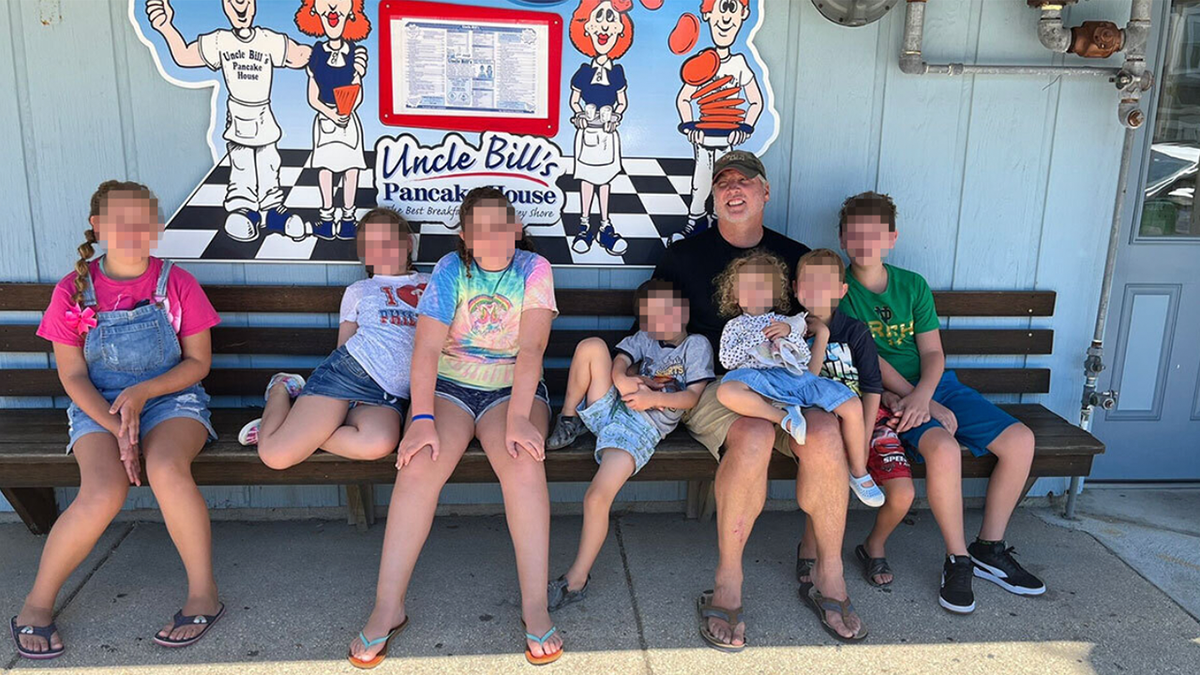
[378, 1, 563, 137]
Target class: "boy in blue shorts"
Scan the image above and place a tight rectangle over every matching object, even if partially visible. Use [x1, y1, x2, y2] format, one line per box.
[837, 192, 1045, 615]
[545, 279, 714, 610]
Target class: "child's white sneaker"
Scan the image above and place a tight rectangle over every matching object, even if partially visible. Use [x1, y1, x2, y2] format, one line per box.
[264, 372, 306, 402]
[238, 418, 261, 446]
[850, 473, 885, 508]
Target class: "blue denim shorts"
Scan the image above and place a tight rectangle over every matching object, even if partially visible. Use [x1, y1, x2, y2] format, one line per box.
[299, 345, 407, 415]
[577, 387, 662, 475]
[722, 367, 856, 413]
[434, 377, 550, 422]
[66, 384, 217, 454]
[900, 370, 1021, 460]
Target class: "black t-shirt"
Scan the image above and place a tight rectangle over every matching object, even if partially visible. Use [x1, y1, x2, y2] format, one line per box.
[819, 309, 884, 397]
[651, 226, 810, 372]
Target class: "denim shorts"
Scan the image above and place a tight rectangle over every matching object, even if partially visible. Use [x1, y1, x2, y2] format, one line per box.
[434, 377, 550, 422]
[66, 384, 217, 454]
[577, 387, 662, 475]
[722, 367, 856, 413]
[299, 345, 407, 415]
[900, 370, 1021, 460]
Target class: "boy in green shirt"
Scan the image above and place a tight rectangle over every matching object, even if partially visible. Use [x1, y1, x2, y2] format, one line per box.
[837, 192, 1045, 615]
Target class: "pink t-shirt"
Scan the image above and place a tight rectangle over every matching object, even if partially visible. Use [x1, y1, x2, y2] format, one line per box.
[37, 257, 221, 347]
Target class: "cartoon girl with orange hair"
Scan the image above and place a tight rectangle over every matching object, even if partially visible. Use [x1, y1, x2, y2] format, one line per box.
[567, 0, 634, 257]
[296, 0, 371, 240]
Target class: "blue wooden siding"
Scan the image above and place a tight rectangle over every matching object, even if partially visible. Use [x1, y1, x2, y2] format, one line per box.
[1, 0, 1139, 512]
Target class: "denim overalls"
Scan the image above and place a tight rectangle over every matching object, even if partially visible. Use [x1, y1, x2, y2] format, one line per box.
[65, 259, 216, 453]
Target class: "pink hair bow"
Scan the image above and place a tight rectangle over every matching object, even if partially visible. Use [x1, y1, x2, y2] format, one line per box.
[65, 304, 97, 336]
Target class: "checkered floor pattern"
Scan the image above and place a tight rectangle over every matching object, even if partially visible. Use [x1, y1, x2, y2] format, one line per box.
[159, 149, 705, 266]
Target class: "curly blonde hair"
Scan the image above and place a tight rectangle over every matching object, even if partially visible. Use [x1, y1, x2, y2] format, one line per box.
[713, 248, 792, 318]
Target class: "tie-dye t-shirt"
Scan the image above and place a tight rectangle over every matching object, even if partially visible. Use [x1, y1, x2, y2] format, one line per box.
[417, 249, 558, 389]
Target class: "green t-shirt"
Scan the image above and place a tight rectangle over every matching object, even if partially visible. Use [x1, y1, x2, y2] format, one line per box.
[840, 264, 940, 383]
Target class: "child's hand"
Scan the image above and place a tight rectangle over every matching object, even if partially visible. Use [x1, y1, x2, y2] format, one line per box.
[118, 434, 141, 486]
[110, 384, 150, 448]
[929, 400, 959, 435]
[893, 391, 932, 433]
[621, 384, 658, 412]
[397, 419, 439, 468]
[638, 375, 667, 391]
[614, 373, 640, 396]
[506, 415, 545, 461]
[880, 393, 903, 428]
[762, 321, 791, 340]
[804, 314, 829, 339]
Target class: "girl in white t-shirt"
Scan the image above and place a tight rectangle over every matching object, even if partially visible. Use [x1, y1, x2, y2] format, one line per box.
[238, 208, 427, 470]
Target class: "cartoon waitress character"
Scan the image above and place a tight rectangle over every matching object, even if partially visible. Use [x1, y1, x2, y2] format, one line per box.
[567, 0, 634, 256]
[296, 0, 371, 240]
[673, 0, 763, 243]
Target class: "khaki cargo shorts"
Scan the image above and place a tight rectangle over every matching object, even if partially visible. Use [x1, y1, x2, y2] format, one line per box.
[682, 383, 795, 460]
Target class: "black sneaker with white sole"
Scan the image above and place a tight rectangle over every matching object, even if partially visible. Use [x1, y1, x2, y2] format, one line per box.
[940, 555, 976, 614]
[968, 540, 1046, 596]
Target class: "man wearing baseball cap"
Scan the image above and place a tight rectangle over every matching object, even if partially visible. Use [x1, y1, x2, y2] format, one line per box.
[651, 151, 866, 647]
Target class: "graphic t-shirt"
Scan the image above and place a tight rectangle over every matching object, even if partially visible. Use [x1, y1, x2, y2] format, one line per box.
[840, 264, 940, 383]
[651, 227, 810, 372]
[417, 250, 558, 390]
[615, 331, 715, 437]
[340, 272, 430, 399]
[38, 257, 220, 347]
[198, 27, 288, 104]
[818, 310, 884, 397]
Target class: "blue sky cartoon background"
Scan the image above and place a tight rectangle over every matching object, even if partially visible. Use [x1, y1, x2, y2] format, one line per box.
[130, 0, 778, 163]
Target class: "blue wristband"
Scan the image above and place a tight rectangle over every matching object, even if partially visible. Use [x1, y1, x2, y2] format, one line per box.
[412, 414, 435, 423]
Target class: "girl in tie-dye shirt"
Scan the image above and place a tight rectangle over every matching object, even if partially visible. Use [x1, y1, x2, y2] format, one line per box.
[351, 188, 564, 668]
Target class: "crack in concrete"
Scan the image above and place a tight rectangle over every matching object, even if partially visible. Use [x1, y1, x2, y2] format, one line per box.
[614, 516, 653, 675]
[4, 522, 136, 670]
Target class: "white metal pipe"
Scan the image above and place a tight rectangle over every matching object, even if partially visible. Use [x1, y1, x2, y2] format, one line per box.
[1037, 7, 1073, 53]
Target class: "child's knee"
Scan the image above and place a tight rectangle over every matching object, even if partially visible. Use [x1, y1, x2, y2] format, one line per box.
[715, 381, 742, 407]
[359, 426, 401, 460]
[258, 443, 298, 471]
[994, 423, 1035, 461]
[145, 454, 192, 487]
[584, 481, 618, 511]
[883, 479, 916, 509]
[919, 431, 961, 465]
[576, 337, 610, 361]
[76, 482, 129, 519]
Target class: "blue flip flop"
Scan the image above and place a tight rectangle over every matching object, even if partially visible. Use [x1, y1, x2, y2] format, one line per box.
[10, 616, 64, 660]
[152, 603, 225, 648]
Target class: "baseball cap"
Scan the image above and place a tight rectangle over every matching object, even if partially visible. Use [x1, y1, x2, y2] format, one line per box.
[713, 150, 766, 181]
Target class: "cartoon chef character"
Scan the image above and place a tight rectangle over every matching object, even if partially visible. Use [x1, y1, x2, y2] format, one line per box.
[674, 0, 764, 243]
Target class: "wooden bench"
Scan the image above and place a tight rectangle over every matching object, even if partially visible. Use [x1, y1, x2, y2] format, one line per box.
[0, 283, 1104, 534]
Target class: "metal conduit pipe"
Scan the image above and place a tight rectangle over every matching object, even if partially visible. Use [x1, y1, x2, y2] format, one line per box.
[899, 0, 1123, 79]
[1037, 6, 1074, 53]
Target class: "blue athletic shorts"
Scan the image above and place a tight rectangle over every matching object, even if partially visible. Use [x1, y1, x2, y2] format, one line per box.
[899, 370, 1020, 460]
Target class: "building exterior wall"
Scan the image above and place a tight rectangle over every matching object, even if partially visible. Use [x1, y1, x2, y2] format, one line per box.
[0, 0, 1139, 512]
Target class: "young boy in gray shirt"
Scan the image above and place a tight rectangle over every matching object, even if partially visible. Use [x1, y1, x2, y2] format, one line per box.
[544, 279, 714, 610]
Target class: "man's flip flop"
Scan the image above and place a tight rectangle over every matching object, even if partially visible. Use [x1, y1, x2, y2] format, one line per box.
[10, 616, 64, 660]
[696, 590, 746, 652]
[855, 544, 895, 587]
[801, 584, 868, 642]
[348, 617, 409, 670]
[152, 603, 225, 648]
[522, 622, 563, 665]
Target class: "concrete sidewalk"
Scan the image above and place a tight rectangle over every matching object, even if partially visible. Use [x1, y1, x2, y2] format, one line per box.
[3, 506, 1199, 674]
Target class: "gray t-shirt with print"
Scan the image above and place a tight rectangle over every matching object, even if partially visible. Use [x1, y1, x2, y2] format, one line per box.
[340, 272, 430, 399]
[615, 331, 715, 437]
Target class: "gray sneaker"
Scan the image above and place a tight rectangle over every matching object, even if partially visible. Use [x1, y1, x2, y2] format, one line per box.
[546, 414, 587, 450]
[547, 575, 590, 612]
